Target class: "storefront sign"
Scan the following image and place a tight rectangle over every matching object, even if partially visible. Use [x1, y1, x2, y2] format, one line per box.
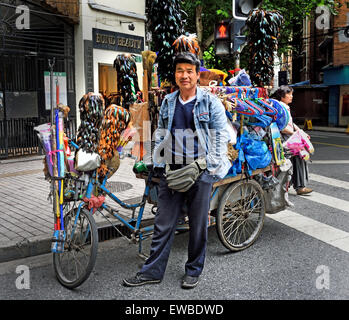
[44, 72, 67, 110]
[84, 40, 94, 93]
[92, 28, 144, 54]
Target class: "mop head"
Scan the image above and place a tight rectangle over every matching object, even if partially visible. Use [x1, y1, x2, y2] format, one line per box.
[173, 34, 200, 57]
[142, 50, 157, 80]
[199, 71, 221, 87]
[57, 103, 70, 118]
[227, 143, 239, 162]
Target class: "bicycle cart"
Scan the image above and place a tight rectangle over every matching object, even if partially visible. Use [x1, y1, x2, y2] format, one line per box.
[136, 165, 272, 252]
[50, 137, 275, 289]
[36, 85, 291, 290]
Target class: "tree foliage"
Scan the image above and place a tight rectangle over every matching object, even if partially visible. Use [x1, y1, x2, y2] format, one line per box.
[181, 0, 341, 69]
[181, 0, 232, 52]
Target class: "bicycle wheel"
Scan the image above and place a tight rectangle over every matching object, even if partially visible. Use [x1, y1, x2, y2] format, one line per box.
[53, 207, 98, 289]
[216, 179, 265, 252]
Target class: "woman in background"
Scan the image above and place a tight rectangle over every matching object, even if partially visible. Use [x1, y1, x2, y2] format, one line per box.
[274, 85, 313, 195]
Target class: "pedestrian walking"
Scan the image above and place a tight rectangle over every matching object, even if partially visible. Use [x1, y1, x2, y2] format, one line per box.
[123, 52, 231, 289]
[274, 85, 313, 195]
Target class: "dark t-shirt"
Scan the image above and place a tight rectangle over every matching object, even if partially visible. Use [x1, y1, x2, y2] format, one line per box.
[170, 96, 203, 166]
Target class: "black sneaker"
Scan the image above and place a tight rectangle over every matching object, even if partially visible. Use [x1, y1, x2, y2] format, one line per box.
[123, 273, 161, 287]
[181, 275, 199, 289]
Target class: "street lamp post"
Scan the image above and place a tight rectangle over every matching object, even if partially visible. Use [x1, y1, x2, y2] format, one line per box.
[48, 57, 58, 227]
[48, 57, 56, 126]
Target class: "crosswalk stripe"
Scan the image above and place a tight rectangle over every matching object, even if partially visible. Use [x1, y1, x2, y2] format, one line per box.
[310, 173, 349, 190]
[288, 190, 349, 213]
[268, 210, 349, 253]
[268, 172, 349, 253]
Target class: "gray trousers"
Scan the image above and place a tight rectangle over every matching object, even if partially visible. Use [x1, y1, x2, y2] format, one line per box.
[140, 171, 215, 280]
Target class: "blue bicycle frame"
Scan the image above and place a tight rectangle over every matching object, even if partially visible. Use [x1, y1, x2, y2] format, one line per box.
[67, 139, 223, 255]
[69, 140, 155, 254]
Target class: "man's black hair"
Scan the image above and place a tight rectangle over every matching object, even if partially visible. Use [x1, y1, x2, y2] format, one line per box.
[173, 52, 201, 73]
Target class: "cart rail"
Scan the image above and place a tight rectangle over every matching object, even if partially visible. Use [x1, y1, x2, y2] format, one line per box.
[135, 165, 273, 186]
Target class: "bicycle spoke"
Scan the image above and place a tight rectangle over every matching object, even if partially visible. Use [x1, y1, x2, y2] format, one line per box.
[226, 217, 246, 243]
[223, 217, 240, 238]
[244, 217, 257, 235]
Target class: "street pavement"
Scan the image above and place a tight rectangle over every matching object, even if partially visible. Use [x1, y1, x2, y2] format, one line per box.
[0, 149, 154, 262]
[0, 129, 349, 300]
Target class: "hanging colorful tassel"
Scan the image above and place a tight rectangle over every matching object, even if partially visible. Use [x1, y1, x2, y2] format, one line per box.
[97, 104, 132, 180]
[173, 34, 201, 57]
[76, 93, 105, 153]
[113, 54, 140, 109]
[246, 9, 283, 87]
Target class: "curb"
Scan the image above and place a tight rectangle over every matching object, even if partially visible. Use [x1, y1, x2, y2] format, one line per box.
[0, 155, 144, 264]
[0, 236, 52, 264]
[310, 126, 347, 134]
[0, 155, 43, 164]
[0, 220, 128, 264]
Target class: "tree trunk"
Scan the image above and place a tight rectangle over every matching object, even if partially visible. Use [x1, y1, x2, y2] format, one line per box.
[196, 5, 203, 59]
[203, 33, 214, 51]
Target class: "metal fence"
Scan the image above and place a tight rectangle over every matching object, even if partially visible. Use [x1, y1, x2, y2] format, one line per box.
[0, 117, 76, 159]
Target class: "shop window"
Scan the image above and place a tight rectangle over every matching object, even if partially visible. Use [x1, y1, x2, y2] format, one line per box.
[0, 55, 37, 91]
[342, 95, 349, 116]
[98, 64, 118, 105]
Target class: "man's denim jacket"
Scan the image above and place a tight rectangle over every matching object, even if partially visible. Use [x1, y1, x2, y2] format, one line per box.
[153, 87, 231, 180]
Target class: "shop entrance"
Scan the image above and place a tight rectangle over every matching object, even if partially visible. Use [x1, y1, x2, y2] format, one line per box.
[0, 0, 76, 158]
[98, 64, 118, 106]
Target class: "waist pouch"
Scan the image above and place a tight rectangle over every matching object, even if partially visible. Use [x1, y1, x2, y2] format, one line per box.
[165, 158, 207, 192]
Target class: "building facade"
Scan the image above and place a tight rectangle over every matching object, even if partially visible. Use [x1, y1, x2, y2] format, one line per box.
[74, 0, 146, 122]
[0, 0, 79, 157]
[323, 0, 349, 126]
[0, 0, 78, 120]
[292, 1, 349, 127]
[0, 0, 146, 157]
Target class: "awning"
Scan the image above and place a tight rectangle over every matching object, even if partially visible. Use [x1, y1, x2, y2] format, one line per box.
[290, 80, 328, 88]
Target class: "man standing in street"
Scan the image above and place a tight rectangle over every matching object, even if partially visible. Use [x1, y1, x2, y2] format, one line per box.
[123, 52, 231, 289]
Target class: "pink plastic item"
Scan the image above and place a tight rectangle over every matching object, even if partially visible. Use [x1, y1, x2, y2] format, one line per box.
[284, 130, 314, 160]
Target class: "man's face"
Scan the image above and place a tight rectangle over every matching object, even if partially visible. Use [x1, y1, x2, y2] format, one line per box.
[175, 63, 200, 91]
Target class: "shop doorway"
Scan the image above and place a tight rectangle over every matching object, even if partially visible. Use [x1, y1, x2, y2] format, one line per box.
[98, 64, 119, 107]
[0, 1, 76, 158]
[339, 85, 349, 126]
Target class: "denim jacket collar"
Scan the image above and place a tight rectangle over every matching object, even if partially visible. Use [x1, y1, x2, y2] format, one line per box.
[165, 87, 204, 105]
